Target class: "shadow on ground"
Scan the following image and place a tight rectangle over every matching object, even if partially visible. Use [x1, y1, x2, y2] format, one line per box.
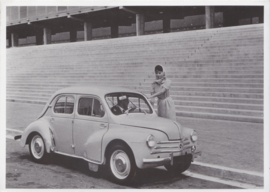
[35, 152, 188, 187]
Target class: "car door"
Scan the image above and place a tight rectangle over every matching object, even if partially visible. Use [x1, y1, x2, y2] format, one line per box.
[73, 95, 108, 163]
[50, 95, 75, 154]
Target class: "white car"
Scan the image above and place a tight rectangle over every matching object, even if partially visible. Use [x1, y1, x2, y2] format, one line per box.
[15, 86, 201, 184]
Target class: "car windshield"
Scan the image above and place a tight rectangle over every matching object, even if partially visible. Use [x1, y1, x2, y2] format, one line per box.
[105, 92, 153, 115]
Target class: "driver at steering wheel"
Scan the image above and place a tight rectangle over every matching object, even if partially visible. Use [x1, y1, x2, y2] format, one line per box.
[111, 96, 129, 115]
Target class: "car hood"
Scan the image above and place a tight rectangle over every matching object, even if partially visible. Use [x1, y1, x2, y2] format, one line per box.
[114, 114, 181, 140]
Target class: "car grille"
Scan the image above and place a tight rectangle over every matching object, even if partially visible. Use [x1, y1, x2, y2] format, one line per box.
[151, 137, 191, 154]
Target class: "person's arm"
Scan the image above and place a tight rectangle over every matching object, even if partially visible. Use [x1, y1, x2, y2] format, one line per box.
[149, 87, 166, 98]
[150, 79, 171, 99]
[153, 77, 166, 84]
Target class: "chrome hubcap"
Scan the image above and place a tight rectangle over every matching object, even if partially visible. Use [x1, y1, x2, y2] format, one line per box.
[110, 150, 131, 180]
[31, 135, 44, 159]
[35, 142, 42, 153]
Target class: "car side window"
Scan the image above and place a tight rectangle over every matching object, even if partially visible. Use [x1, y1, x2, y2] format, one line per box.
[78, 98, 93, 116]
[54, 96, 74, 114]
[78, 97, 105, 118]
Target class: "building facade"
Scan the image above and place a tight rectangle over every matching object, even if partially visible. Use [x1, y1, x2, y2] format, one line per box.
[6, 6, 263, 47]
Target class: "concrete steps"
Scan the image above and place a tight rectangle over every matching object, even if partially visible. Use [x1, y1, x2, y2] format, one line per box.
[7, 63, 264, 73]
[7, 87, 263, 99]
[7, 67, 264, 75]
[7, 74, 263, 79]
[8, 53, 263, 64]
[6, 91, 263, 104]
[171, 95, 263, 105]
[6, 77, 263, 84]
[6, 81, 263, 89]
[175, 111, 262, 123]
[16, 41, 262, 57]
[7, 57, 263, 67]
[6, 24, 264, 123]
[7, 65, 264, 72]
[8, 51, 263, 62]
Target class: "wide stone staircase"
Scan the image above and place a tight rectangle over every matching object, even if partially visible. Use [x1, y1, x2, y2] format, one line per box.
[6, 24, 263, 123]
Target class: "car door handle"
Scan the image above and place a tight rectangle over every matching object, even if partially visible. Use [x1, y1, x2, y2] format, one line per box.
[51, 118, 54, 123]
[100, 124, 107, 129]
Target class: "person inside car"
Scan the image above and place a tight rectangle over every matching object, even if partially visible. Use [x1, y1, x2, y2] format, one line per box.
[111, 96, 129, 115]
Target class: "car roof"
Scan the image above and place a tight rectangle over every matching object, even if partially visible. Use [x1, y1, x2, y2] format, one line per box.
[53, 85, 142, 97]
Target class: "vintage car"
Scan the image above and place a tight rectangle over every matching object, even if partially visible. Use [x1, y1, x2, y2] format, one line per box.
[15, 86, 201, 184]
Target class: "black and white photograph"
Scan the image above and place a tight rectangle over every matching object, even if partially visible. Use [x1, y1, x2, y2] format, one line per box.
[1, 0, 269, 190]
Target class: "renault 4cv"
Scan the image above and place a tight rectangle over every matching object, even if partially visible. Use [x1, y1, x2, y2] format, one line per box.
[15, 86, 201, 185]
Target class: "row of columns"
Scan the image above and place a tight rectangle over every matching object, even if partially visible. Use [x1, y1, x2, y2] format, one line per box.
[10, 27, 52, 47]
[9, 6, 215, 47]
[84, 21, 92, 41]
[205, 6, 215, 29]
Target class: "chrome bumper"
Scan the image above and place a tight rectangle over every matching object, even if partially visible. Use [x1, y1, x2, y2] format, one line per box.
[143, 157, 172, 166]
[143, 151, 202, 166]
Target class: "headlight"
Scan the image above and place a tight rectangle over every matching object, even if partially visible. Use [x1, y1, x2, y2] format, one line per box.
[190, 131, 198, 142]
[146, 135, 156, 148]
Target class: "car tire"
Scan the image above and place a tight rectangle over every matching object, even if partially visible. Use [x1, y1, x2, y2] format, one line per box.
[164, 159, 192, 176]
[29, 133, 49, 164]
[104, 144, 137, 185]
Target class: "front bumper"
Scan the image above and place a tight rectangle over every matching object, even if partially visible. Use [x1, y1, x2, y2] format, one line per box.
[143, 151, 202, 166]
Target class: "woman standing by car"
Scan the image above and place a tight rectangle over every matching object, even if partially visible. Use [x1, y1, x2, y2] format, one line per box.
[149, 65, 176, 121]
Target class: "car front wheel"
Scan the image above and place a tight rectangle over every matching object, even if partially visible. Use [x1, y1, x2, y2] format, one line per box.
[29, 133, 49, 163]
[105, 144, 137, 185]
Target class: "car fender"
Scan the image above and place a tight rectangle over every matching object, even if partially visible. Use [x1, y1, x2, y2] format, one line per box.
[20, 117, 53, 153]
[181, 127, 193, 137]
[102, 124, 168, 168]
[79, 124, 109, 163]
[181, 126, 196, 143]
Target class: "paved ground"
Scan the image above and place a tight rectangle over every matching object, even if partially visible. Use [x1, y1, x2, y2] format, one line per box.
[177, 116, 264, 173]
[6, 139, 241, 189]
[6, 102, 264, 173]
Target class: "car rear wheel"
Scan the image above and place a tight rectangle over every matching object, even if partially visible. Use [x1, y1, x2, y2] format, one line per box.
[104, 144, 137, 185]
[29, 133, 49, 163]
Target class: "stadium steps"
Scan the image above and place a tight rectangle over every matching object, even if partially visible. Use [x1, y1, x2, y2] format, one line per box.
[6, 24, 263, 123]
